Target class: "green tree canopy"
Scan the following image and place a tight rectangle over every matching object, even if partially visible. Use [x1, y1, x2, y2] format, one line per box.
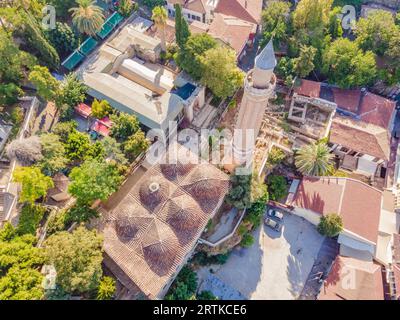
[68, 159, 122, 205]
[28, 65, 60, 101]
[64, 131, 91, 161]
[260, 0, 291, 47]
[267, 175, 288, 201]
[295, 142, 334, 176]
[44, 226, 103, 294]
[39, 133, 68, 175]
[322, 38, 377, 88]
[101, 136, 128, 165]
[292, 45, 317, 78]
[174, 4, 191, 49]
[176, 33, 217, 80]
[13, 166, 54, 204]
[110, 112, 140, 140]
[52, 121, 78, 143]
[69, 0, 105, 36]
[355, 10, 398, 56]
[45, 22, 78, 56]
[123, 131, 150, 160]
[199, 46, 244, 99]
[57, 74, 88, 108]
[317, 213, 343, 237]
[91, 99, 113, 119]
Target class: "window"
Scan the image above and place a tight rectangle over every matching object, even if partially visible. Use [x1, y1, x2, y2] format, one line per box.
[339, 146, 349, 153]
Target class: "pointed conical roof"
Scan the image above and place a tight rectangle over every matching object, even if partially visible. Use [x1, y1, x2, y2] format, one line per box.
[255, 39, 276, 71]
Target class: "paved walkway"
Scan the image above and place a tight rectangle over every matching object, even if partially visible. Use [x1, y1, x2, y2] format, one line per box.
[207, 208, 238, 243]
[197, 213, 325, 300]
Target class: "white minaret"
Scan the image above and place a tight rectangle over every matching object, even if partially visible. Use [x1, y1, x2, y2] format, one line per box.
[233, 39, 277, 166]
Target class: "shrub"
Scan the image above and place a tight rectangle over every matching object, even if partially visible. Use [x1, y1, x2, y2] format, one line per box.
[17, 204, 46, 236]
[46, 209, 70, 236]
[45, 22, 78, 56]
[267, 147, 286, 166]
[267, 175, 288, 201]
[240, 233, 255, 248]
[97, 276, 116, 300]
[66, 205, 99, 224]
[190, 251, 230, 266]
[317, 213, 343, 237]
[166, 266, 198, 300]
[197, 290, 218, 300]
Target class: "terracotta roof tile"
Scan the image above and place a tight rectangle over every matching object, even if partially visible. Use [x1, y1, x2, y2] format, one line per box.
[208, 13, 256, 56]
[99, 145, 229, 299]
[215, 0, 262, 24]
[330, 118, 390, 160]
[319, 256, 384, 300]
[293, 79, 321, 98]
[359, 92, 396, 129]
[292, 177, 382, 243]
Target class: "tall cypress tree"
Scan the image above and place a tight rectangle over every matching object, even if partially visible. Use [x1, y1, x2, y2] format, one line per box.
[174, 4, 190, 49]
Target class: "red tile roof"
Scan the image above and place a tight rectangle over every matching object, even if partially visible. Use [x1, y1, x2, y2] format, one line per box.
[292, 177, 382, 243]
[208, 13, 256, 56]
[332, 87, 361, 113]
[359, 92, 396, 129]
[330, 119, 390, 160]
[91, 117, 112, 137]
[215, 0, 263, 24]
[293, 79, 321, 98]
[319, 256, 384, 300]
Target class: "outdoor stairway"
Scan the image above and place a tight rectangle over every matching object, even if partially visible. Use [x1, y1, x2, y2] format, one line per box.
[0, 187, 5, 221]
[386, 265, 398, 300]
[192, 103, 218, 128]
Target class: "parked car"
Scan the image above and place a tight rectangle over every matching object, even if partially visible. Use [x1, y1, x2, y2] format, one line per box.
[267, 208, 284, 221]
[264, 217, 282, 232]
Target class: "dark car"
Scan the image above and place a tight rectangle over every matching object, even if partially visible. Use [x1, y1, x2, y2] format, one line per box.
[267, 208, 284, 221]
[264, 217, 282, 232]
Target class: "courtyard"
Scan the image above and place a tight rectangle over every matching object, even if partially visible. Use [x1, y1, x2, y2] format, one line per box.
[197, 212, 325, 300]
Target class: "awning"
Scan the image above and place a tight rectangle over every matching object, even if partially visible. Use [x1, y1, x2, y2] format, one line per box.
[74, 103, 92, 118]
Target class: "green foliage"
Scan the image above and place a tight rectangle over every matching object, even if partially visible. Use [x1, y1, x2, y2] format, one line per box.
[123, 130, 150, 160]
[64, 131, 91, 161]
[48, 0, 76, 19]
[197, 290, 218, 300]
[0, 83, 23, 106]
[16, 204, 46, 236]
[101, 136, 128, 165]
[110, 112, 140, 140]
[66, 205, 99, 224]
[143, 0, 165, 9]
[46, 209, 70, 236]
[176, 33, 217, 80]
[57, 74, 87, 108]
[44, 226, 103, 294]
[240, 233, 255, 248]
[295, 142, 334, 176]
[327, 6, 343, 39]
[85, 141, 106, 161]
[0, 29, 36, 84]
[45, 22, 78, 56]
[118, 0, 138, 17]
[275, 56, 294, 81]
[0, 266, 44, 300]
[293, 0, 333, 32]
[190, 251, 230, 266]
[292, 45, 317, 78]
[97, 276, 116, 300]
[355, 10, 398, 57]
[227, 173, 267, 209]
[20, 11, 60, 69]
[10, 106, 24, 125]
[322, 38, 377, 88]
[267, 175, 288, 201]
[317, 213, 343, 237]
[91, 99, 112, 119]
[260, 0, 291, 48]
[267, 147, 286, 166]
[39, 133, 68, 175]
[69, 0, 105, 36]
[13, 166, 54, 204]
[174, 4, 191, 49]
[28, 65, 60, 101]
[200, 46, 244, 99]
[244, 198, 268, 230]
[0, 234, 45, 300]
[52, 121, 77, 143]
[166, 266, 198, 300]
[0, 222, 16, 242]
[68, 159, 122, 205]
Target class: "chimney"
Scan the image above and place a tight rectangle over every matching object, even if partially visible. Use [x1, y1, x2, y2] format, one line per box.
[155, 100, 162, 115]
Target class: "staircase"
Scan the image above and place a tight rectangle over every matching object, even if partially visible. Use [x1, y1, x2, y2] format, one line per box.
[385, 265, 398, 300]
[0, 186, 5, 222]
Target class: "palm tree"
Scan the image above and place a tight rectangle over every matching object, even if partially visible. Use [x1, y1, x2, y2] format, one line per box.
[295, 142, 334, 176]
[69, 0, 104, 36]
[152, 6, 167, 52]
